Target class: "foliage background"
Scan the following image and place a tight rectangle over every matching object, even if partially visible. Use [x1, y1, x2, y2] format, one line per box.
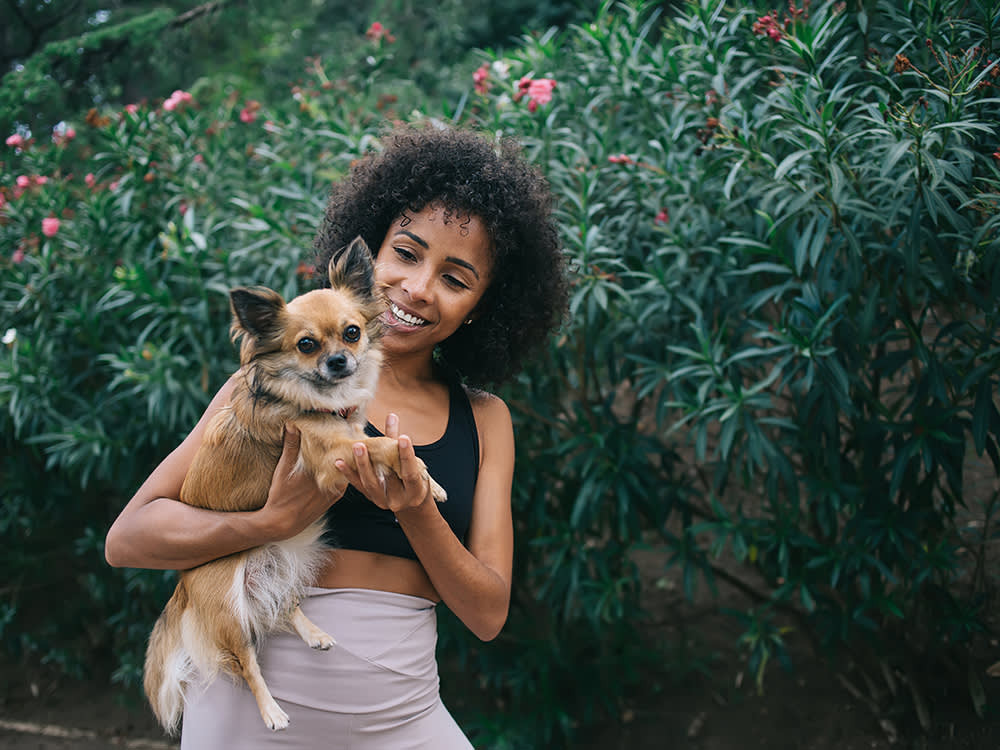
[2, 0, 999, 747]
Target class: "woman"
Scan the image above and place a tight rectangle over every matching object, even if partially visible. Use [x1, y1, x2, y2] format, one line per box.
[105, 124, 567, 748]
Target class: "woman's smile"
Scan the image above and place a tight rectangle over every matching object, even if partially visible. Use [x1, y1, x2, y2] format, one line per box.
[387, 300, 430, 328]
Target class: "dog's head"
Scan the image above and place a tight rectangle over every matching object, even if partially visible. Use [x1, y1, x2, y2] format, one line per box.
[229, 236, 385, 411]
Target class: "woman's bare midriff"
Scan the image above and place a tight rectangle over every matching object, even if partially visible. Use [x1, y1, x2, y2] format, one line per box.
[314, 548, 441, 602]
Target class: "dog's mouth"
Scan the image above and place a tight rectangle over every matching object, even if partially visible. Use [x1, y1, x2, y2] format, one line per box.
[387, 302, 430, 327]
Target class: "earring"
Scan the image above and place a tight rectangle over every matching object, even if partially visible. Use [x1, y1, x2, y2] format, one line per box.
[464, 318, 473, 325]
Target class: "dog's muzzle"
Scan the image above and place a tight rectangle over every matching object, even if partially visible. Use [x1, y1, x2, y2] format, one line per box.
[323, 351, 357, 380]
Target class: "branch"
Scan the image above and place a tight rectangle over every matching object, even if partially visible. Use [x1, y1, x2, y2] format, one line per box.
[168, 0, 237, 29]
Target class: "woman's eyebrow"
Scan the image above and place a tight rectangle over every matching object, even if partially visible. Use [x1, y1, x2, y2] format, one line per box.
[396, 229, 428, 248]
[446, 257, 480, 280]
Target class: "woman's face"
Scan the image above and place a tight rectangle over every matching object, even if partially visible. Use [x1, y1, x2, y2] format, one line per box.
[373, 205, 493, 358]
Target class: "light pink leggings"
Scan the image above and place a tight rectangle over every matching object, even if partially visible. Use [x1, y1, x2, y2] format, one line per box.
[180, 587, 473, 749]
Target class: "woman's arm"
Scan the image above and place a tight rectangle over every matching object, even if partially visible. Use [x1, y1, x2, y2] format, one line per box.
[338, 392, 514, 641]
[105, 377, 344, 571]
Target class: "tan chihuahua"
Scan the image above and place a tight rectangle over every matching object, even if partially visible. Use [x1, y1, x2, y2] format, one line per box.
[143, 236, 446, 734]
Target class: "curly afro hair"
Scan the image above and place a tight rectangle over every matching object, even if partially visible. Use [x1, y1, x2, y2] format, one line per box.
[313, 124, 568, 389]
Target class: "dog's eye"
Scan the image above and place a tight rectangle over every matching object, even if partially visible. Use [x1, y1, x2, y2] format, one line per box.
[343, 325, 361, 343]
[297, 338, 318, 354]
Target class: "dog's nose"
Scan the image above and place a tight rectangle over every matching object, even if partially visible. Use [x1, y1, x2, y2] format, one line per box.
[326, 353, 348, 373]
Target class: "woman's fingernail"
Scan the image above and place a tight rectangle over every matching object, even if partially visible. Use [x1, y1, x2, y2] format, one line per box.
[354, 444, 364, 456]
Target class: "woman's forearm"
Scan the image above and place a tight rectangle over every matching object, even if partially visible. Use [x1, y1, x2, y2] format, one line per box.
[104, 496, 267, 570]
[396, 501, 511, 641]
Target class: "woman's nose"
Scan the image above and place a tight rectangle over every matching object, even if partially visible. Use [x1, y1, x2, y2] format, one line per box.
[401, 268, 434, 301]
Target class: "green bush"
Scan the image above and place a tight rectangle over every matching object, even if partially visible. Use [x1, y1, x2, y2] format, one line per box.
[465, 0, 1000, 740]
[3, 0, 999, 747]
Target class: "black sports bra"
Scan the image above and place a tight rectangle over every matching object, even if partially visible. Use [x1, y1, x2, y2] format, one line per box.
[322, 380, 479, 560]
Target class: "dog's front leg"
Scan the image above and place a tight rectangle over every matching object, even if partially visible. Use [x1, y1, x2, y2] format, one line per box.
[294, 425, 357, 495]
[362, 436, 448, 503]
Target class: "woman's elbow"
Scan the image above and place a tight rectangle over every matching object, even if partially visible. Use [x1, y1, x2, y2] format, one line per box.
[104, 524, 128, 568]
[473, 605, 509, 642]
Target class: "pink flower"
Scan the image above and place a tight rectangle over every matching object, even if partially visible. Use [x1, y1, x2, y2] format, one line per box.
[239, 99, 261, 123]
[515, 76, 557, 112]
[528, 78, 556, 106]
[163, 89, 193, 112]
[6, 134, 24, 148]
[85, 173, 96, 188]
[41, 217, 60, 237]
[654, 208, 670, 224]
[473, 65, 490, 94]
[34, 176, 48, 185]
[109, 180, 120, 192]
[608, 154, 634, 165]
[16, 175, 30, 188]
[52, 125, 76, 144]
[994, 151, 1000, 162]
[366, 22, 394, 42]
[194, 153, 204, 164]
[12, 248, 24, 264]
[752, 13, 784, 41]
[125, 104, 139, 115]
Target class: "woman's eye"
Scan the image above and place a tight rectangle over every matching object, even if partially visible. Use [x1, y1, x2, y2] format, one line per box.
[443, 275, 469, 290]
[394, 247, 416, 262]
[297, 338, 318, 354]
[343, 325, 361, 343]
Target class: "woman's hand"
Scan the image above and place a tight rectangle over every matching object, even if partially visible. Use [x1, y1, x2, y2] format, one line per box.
[334, 413, 433, 514]
[257, 425, 348, 539]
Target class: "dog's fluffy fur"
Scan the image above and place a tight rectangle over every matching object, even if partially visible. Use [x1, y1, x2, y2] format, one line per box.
[143, 237, 445, 734]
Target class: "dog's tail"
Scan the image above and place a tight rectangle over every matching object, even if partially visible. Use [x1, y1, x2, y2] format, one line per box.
[144, 582, 194, 736]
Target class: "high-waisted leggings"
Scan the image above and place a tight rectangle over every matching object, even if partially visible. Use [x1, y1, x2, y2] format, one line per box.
[180, 587, 473, 749]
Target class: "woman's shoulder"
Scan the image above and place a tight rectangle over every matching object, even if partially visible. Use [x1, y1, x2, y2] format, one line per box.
[461, 385, 512, 431]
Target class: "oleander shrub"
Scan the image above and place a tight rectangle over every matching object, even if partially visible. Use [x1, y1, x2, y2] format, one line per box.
[3, 1, 1000, 748]
[461, 0, 1000, 743]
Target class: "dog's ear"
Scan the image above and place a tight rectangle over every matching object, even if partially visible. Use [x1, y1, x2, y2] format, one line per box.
[328, 236, 376, 302]
[229, 286, 286, 346]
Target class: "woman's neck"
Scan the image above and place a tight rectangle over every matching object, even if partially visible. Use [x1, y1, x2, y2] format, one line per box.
[378, 350, 440, 390]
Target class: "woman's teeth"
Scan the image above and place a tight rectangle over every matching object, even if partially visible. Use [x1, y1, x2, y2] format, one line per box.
[390, 303, 428, 326]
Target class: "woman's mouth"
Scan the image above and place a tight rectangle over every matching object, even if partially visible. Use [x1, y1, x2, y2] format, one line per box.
[388, 302, 429, 327]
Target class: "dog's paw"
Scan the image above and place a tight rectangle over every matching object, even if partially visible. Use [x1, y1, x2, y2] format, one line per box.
[308, 631, 337, 650]
[428, 474, 448, 503]
[260, 699, 290, 731]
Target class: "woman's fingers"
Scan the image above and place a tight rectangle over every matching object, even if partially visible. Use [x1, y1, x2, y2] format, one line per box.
[385, 413, 399, 440]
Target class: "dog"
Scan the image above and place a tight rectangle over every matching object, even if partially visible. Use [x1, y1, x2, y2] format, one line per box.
[142, 236, 446, 734]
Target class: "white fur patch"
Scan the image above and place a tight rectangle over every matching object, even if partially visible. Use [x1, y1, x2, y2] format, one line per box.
[229, 521, 328, 640]
[158, 629, 196, 734]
